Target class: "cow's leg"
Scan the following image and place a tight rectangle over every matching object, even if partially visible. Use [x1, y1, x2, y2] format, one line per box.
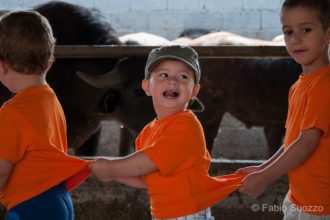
[118, 126, 136, 156]
[263, 124, 285, 156]
[74, 128, 101, 156]
[198, 110, 226, 155]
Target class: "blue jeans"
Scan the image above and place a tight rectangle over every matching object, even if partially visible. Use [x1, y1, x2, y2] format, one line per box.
[5, 182, 73, 220]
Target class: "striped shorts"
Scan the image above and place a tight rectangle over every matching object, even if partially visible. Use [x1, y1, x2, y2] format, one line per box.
[282, 194, 330, 220]
[152, 207, 214, 220]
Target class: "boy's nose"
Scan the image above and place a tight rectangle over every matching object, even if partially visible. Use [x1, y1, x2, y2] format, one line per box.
[167, 77, 177, 85]
[291, 33, 302, 44]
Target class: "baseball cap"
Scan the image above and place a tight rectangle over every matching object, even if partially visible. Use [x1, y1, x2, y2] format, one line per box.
[145, 45, 204, 112]
[145, 45, 201, 83]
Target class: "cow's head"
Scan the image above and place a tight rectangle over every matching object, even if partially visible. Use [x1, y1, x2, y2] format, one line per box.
[31, 1, 127, 148]
[76, 57, 155, 128]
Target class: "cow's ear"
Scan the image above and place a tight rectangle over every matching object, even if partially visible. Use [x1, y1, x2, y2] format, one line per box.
[141, 79, 151, 96]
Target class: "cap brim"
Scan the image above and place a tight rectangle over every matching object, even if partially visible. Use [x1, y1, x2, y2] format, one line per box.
[188, 97, 204, 112]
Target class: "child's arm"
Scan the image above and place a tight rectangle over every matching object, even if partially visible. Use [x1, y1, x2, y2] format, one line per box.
[0, 158, 13, 189]
[89, 150, 157, 184]
[236, 145, 284, 174]
[239, 128, 321, 197]
[93, 175, 146, 188]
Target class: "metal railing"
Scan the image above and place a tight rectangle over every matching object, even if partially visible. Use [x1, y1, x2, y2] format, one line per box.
[54, 45, 290, 59]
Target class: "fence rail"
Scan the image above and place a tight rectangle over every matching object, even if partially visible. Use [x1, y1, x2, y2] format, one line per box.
[54, 45, 290, 59]
[81, 156, 265, 164]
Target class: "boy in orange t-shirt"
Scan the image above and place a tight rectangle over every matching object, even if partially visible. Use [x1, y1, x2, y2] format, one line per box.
[89, 45, 245, 219]
[237, 0, 330, 219]
[0, 11, 90, 219]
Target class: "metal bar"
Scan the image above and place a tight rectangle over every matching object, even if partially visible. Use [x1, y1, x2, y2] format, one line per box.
[54, 45, 290, 59]
[80, 156, 265, 164]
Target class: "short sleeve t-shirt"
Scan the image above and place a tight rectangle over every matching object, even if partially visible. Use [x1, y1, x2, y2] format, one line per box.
[284, 64, 330, 215]
[0, 84, 90, 210]
[136, 110, 244, 218]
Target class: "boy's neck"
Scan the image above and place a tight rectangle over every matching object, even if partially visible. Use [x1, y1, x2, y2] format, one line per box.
[301, 55, 330, 75]
[155, 108, 187, 120]
[11, 71, 47, 93]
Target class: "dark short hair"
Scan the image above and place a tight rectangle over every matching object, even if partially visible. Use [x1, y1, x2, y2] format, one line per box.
[281, 0, 330, 28]
[0, 11, 56, 75]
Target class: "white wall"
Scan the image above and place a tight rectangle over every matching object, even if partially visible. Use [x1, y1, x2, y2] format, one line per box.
[0, 0, 283, 40]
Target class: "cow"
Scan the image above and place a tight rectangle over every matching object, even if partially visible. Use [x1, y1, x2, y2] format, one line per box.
[272, 34, 285, 45]
[79, 57, 154, 154]
[82, 56, 301, 157]
[174, 30, 300, 156]
[188, 31, 283, 46]
[119, 32, 173, 46]
[198, 58, 300, 156]
[172, 28, 212, 45]
[32, 1, 128, 155]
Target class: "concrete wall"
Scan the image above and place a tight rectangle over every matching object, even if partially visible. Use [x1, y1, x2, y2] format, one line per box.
[0, 0, 283, 40]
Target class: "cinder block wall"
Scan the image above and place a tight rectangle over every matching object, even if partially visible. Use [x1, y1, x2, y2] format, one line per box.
[0, 0, 283, 40]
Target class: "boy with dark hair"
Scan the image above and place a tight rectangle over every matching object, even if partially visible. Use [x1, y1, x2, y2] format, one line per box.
[238, 0, 330, 219]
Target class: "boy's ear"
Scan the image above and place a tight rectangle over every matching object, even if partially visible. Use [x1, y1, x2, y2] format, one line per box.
[141, 79, 151, 96]
[326, 27, 330, 44]
[191, 83, 201, 100]
[46, 57, 54, 72]
[0, 60, 9, 75]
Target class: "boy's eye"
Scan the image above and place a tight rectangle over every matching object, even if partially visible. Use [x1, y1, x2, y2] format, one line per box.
[283, 29, 293, 36]
[302, 27, 312, 33]
[159, 72, 168, 77]
[179, 74, 188, 80]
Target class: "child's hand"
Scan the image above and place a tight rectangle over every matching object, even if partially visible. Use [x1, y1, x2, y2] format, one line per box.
[235, 165, 261, 174]
[239, 171, 269, 197]
[88, 158, 113, 182]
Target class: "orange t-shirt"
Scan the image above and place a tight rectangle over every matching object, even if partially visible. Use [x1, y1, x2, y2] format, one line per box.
[136, 110, 244, 218]
[284, 64, 330, 215]
[0, 84, 91, 210]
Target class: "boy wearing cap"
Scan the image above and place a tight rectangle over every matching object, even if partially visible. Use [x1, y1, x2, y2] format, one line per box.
[89, 45, 244, 220]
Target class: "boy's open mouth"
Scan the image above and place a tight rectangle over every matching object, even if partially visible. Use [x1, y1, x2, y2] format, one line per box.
[163, 90, 179, 98]
[293, 48, 308, 55]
